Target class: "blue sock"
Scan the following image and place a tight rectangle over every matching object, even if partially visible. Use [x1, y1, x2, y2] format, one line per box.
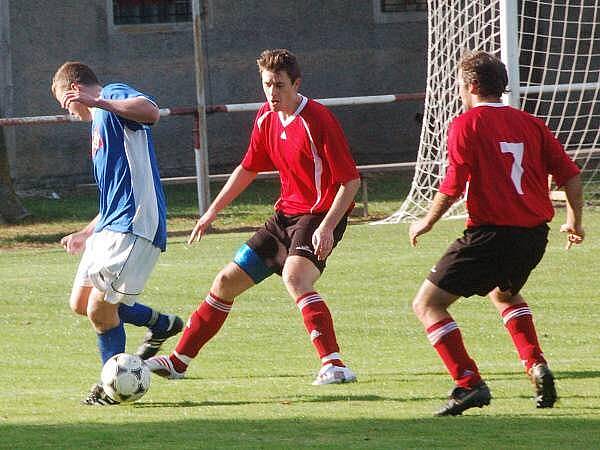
[151, 313, 170, 333]
[97, 322, 126, 365]
[118, 303, 154, 327]
[118, 302, 171, 333]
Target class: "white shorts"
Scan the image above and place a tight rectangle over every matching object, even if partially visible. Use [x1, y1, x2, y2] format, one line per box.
[73, 230, 160, 305]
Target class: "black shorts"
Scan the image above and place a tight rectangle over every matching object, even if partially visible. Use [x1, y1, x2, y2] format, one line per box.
[427, 224, 549, 297]
[245, 211, 348, 275]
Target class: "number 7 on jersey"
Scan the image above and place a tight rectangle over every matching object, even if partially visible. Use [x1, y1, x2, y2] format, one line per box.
[500, 142, 525, 195]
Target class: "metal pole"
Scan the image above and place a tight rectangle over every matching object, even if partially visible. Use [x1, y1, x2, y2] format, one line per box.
[192, 0, 210, 215]
[500, 0, 521, 108]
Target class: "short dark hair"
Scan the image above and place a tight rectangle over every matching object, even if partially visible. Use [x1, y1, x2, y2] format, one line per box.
[256, 49, 301, 83]
[51, 62, 100, 97]
[459, 51, 508, 98]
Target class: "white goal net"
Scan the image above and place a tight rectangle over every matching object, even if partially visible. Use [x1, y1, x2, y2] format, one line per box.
[380, 0, 600, 224]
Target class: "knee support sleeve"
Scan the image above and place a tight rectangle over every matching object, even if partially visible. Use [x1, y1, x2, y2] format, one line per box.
[233, 244, 273, 284]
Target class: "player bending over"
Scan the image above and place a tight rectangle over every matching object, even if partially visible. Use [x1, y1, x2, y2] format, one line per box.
[409, 51, 584, 416]
[147, 49, 360, 385]
[52, 62, 183, 405]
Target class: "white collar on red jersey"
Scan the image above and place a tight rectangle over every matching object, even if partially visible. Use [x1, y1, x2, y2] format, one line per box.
[278, 94, 308, 127]
[474, 102, 506, 108]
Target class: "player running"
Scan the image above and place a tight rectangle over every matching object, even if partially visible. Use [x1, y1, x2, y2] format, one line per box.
[409, 51, 584, 416]
[147, 48, 360, 385]
[52, 62, 183, 405]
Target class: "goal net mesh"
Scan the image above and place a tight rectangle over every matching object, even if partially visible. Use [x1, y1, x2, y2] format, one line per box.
[380, 0, 600, 224]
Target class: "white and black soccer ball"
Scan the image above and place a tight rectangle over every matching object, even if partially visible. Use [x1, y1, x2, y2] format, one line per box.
[101, 353, 151, 403]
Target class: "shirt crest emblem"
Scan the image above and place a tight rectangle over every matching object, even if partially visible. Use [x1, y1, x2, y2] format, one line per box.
[92, 128, 104, 157]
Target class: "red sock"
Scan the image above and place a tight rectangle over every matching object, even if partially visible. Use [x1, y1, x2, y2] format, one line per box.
[502, 303, 546, 371]
[427, 317, 481, 388]
[296, 292, 344, 366]
[170, 292, 232, 372]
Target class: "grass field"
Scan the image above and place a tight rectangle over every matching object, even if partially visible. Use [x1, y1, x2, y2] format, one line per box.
[1, 180, 599, 449]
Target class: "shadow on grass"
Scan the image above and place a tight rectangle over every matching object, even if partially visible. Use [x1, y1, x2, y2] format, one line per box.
[0, 226, 258, 248]
[167, 226, 259, 238]
[180, 369, 600, 385]
[175, 372, 308, 381]
[134, 394, 440, 410]
[10, 232, 65, 245]
[1, 219, 377, 248]
[556, 370, 600, 380]
[165, 215, 378, 238]
[1, 416, 598, 449]
[137, 373, 600, 411]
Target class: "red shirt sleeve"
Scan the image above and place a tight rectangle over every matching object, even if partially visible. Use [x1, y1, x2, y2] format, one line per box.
[539, 122, 581, 187]
[321, 110, 359, 183]
[241, 106, 276, 172]
[439, 118, 472, 197]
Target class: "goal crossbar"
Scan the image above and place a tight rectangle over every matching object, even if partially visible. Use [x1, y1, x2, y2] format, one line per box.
[521, 82, 600, 95]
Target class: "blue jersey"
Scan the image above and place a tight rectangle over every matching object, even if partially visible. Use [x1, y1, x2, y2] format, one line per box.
[91, 83, 167, 251]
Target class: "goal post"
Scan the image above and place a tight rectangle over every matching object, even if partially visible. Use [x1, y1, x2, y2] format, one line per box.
[378, 0, 600, 224]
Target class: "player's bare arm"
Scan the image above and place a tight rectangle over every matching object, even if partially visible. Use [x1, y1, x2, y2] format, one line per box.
[409, 191, 458, 247]
[312, 177, 360, 261]
[60, 214, 100, 255]
[560, 173, 585, 249]
[188, 165, 258, 244]
[62, 89, 159, 124]
[97, 96, 159, 124]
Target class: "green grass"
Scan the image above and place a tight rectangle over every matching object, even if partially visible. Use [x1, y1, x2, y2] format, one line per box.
[0, 173, 412, 249]
[1, 180, 599, 449]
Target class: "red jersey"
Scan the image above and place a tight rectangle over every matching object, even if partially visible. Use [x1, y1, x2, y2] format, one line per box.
[439, 103, 580, 228]
[241, 95, 359, 215]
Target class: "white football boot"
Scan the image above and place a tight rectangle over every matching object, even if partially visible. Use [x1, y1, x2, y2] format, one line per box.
[312, 363, 357, 385]
[145, 355, 186, 380]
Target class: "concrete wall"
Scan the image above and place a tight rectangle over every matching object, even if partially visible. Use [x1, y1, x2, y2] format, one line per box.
[5, 0, 427, 188]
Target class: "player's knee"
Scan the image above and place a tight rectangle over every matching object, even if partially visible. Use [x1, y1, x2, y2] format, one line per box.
[69, 299, 87, 316]
[87, 303, 119, 332]
[490, 287, 520, 303]
[282, 268, 310, 295]
[281, 267, 294, 287]
[412, 295, 434, 321]
[211, 265, 243, 300]
[212, 268, 233, 293]
[412, 296, 425, 318]
[281, 265, 314, 298]
[87, 309, 110, 332]
[69, 293, 88, 316]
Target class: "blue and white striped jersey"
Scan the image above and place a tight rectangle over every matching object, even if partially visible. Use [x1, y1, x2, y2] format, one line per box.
[91, 83, 167, 251]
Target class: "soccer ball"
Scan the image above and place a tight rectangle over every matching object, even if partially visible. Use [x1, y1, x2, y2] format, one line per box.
[101, 353, 151, 403]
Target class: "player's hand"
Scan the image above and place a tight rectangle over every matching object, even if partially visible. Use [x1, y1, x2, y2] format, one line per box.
[61, 90, 99, 110]
[559, 223, 585, 250]
[188, 209, 217, 244]
[409, 219, 433, 247]
[312, 226, 334, 261]
[60, 232, 87, 255]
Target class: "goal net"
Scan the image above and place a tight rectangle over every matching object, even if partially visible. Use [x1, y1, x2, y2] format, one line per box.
[380, 0, 600, 224]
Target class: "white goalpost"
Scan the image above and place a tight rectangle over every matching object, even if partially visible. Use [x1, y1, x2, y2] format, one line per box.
[380, 0, 600, 224]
